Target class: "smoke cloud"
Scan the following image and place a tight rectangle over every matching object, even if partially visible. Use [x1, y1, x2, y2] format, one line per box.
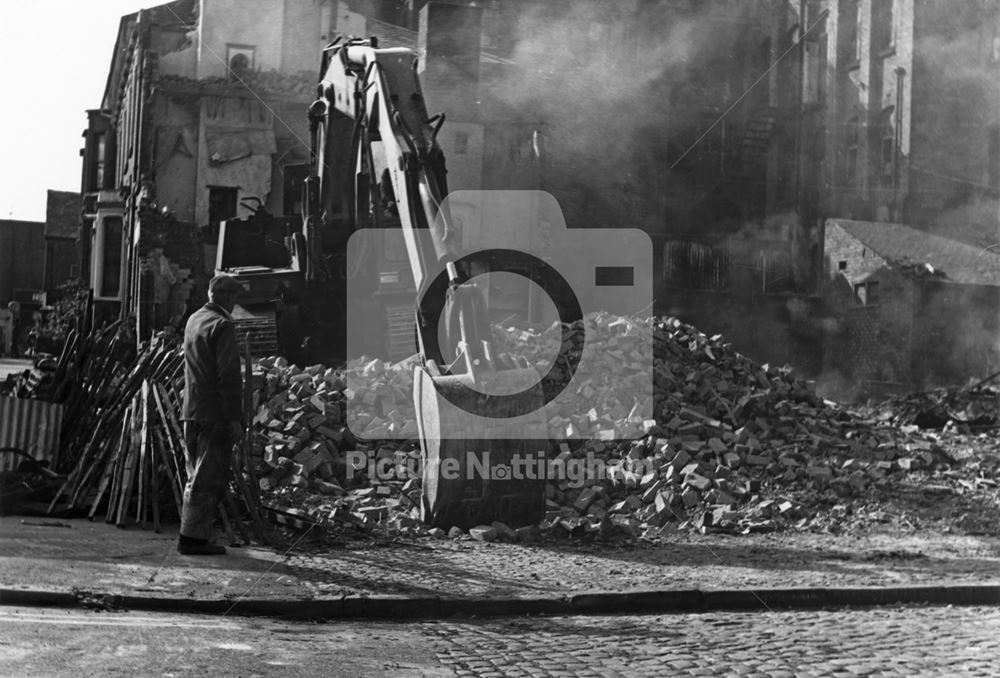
[488, 1, 752, 233]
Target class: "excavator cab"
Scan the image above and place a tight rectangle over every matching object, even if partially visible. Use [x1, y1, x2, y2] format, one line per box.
[215, 200, 306, 358]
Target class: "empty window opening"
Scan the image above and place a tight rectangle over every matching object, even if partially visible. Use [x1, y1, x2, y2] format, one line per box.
[208, 186, 239, 238]
[227, 44, 255, 79]
[854, 280, 879, 305]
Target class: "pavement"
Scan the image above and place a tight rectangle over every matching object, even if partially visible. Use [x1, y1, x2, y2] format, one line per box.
[3, 515, 1000, 619]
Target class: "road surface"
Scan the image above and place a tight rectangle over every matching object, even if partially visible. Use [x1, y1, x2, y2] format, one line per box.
[1, 605, 998, 676]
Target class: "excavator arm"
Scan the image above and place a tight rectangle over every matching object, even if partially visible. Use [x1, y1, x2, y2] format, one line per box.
[307, 37, 547, 529]
[309, 37, 492, 381]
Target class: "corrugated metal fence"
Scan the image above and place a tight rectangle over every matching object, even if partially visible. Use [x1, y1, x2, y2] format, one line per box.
[0, 396, 63, 471]
[663, 239, 796, 293]
[664, 241, 732, 290]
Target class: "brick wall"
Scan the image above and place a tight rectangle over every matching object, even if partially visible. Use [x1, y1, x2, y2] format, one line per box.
[823, 220, 889, 284]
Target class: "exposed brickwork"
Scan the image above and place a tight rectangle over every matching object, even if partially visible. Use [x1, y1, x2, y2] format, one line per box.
[823, 221, 890, 286]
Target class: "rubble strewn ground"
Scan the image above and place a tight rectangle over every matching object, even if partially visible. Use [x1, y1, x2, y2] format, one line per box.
[251, 313, 1000, 542]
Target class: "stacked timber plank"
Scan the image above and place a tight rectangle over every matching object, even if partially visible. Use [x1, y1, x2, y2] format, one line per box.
[42, 326, 265, 540]
[45, 327, 186, 528]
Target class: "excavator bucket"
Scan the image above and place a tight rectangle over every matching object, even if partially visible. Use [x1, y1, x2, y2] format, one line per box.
[414, 366, 549, 529]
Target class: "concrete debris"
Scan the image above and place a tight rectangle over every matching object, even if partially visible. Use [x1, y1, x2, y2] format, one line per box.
[865, 383, 1000, 430]
[255, 313, 967, 539]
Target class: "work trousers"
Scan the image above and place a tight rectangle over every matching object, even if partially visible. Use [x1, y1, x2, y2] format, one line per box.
[180, 421, 234, 541]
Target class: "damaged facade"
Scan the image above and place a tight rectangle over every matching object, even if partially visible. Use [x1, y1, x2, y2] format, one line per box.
[80, 0, 338, 334]
[807, 0, 1000, 388]
[78, 0, 1000, 387]
[656, 0, 1000, 384]
[80, 0, 541, 337]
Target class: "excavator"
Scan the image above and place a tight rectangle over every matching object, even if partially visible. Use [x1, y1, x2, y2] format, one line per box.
[217, 36, 549, 528]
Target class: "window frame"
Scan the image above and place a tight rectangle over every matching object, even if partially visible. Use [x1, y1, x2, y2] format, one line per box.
[226, 43, 256, 78]
[854, 280, 880, 306]
[208, 186, 239, 228]
[845, 115, 860, 185]
[839, 0, 860, 67]
[880, 106, 896, 184]
[873, 0, 895, 55]
[91, 210, 125, 301]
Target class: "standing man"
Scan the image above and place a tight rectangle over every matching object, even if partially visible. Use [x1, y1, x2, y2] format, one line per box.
[179, 274, 244, 555]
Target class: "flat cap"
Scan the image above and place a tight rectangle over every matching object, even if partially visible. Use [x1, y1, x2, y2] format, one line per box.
[209, 274, 242, 294]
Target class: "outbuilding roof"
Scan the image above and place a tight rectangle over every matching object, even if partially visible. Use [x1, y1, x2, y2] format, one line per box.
[828, 219, 1000, 287]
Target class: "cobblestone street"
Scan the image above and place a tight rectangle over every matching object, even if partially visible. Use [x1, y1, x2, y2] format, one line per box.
[4, 604, 999, 676]
[425, 606, 1000, 677]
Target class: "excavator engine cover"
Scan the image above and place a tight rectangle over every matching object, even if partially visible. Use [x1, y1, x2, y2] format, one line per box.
[414, 366, 549, 529]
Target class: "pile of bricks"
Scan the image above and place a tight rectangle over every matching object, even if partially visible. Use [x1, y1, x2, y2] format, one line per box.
[866, 383, 1000, 430]
[251, 357, 353, 497]
[252, 314, 951, 538]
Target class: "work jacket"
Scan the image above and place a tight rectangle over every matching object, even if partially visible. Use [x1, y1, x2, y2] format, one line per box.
[182, 302, 243, 423]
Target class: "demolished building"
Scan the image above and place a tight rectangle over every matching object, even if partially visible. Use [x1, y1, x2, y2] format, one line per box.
[823, 218, 1000, 393]
[79, 0, 542, 338]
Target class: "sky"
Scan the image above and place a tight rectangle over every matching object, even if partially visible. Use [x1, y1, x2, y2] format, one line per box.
[0, 1, 157, 222]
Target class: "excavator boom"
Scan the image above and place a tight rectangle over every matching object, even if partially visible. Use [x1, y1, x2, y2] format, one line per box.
[309, 38, 547, 528]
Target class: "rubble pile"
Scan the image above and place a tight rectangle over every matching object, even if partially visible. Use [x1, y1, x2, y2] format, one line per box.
[865, 383, 1000, 430]
[249, 357, 357, 497]
[252, 314, 962, 539]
